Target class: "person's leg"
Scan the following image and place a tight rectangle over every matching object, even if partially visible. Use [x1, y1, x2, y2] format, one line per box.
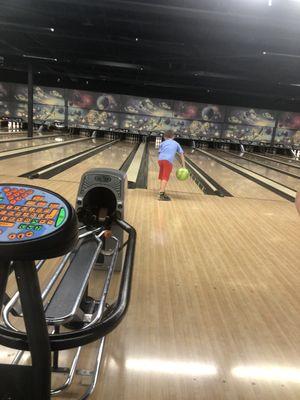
[158, 161, 172, 201]
[160, 179, 168, 193]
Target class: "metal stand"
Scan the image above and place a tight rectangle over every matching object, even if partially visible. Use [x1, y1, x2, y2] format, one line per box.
[0, 262, 10, 312]
[0, 261, 51, 400]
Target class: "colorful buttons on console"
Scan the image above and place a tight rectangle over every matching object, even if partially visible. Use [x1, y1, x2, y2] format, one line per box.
[0, 185, 69, 243]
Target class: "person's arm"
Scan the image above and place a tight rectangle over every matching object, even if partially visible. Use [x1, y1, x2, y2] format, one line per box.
[296, 192, 300, 215]
[177, 143, 185, 167]
[180, 152, 185, 168]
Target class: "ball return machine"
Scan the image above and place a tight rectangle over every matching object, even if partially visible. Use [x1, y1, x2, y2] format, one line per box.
[0, 168, 136, 399]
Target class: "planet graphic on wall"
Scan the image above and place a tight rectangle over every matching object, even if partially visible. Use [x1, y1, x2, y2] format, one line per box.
[97, 96, 110, 110]
[97, 95, 118, 110]
[202, 106, 217, 121]
[174, 103, 198, 119]
[279, 113, 300, 130]
[184, 105, 198, 118]
[70, 91, 94, 108]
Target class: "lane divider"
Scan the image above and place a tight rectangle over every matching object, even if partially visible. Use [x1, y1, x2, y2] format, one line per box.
[243, 151, 300, 170]
[0, 133, 63, 144]
[184, 155, 232, 197]
[20, 140, 117, 179]
[218, 149, 300, 178]
[127, 143, 146, 188]
[0, 137, 92, 160]
[196, 149, 296, 201]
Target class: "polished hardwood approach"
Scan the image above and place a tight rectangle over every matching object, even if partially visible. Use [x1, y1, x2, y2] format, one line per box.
[0, 138, 300, 400]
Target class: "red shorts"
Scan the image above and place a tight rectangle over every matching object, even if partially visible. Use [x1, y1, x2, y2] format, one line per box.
[158, 160, 173, 181]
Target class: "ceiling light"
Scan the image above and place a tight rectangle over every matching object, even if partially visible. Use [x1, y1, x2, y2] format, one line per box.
[50, 27, 55, 32]
[268, 0, 272, 6]
[135, 38, 139, 41]
[262, 51, 267, 55]
[23, 54, 58, 62]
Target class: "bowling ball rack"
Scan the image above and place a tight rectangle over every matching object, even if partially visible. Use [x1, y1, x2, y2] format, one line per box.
[0, 175, 136, 400]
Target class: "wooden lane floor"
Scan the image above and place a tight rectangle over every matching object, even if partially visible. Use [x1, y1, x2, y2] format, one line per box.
[148, 146, 202, 195]
[187, 149, 284, 201]
[265, 153, 300, 165]
[50, 141, 134, 183]
[0, 133, 61, 143]
[0, 138, 105, 178]
[225, 151, 300, 175]
[0, 134, 72, 152]
[97, 191, 300, 400]
[209, 150, 300, 193]
[0, 130, 39, 139]
[1, 175, 300, 399]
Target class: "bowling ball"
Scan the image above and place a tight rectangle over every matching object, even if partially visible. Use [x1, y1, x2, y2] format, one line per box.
[176, 168, 190, 181]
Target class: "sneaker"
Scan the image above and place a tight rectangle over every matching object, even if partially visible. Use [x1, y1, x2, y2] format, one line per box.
[158, 193, 171, 201]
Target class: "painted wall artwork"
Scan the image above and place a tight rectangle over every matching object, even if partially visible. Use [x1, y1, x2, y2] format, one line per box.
[122, 96, 173, 117]
[274, 128, 300, 146]
[227, 107, 276, 127]
[278, 112, 300, 130]
[68, 90, 120, 111]
[1, 81, 300, 146]
[174, 101, 225, 122]
[34, 86, 65, 106]
[224, 125, 273, 142]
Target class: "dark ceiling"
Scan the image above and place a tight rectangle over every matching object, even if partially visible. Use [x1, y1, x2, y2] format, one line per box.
[1, 0, 300, 110]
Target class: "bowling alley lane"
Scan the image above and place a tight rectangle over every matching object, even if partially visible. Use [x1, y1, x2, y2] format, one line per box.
[266, 153, 300, 165]
[50, 141, 134, 183]
[210, 149, 300, 193]
[0, 138, 104, 177]
[148, 146, 202, 194]
[187, 150, 284, 201]
[221, 150, 300, 176]
[0, 134, 72, 152]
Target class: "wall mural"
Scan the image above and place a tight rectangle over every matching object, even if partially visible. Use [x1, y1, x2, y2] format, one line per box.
[11, 84, 28, 103]
[122, 95, 173, 117]
[33, 104, 65, 123]
[0, 101, 11, 117]
[120, 114, 190, 133]
[68, 90, 120, 111]
[227, 107, 276, 127]
[13, 103, 28, 120]
[188, 121, 222, 138]
[34, 86, 65, 106]
[1, 81, 300, 146]
[278, 112, 300, 130]
[0, 83, 10, 99]
[274, 128, 300, 146]
[224, 125, 273, 142]
[68, 107, 118, 129]
[174, 101, 225, 122]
